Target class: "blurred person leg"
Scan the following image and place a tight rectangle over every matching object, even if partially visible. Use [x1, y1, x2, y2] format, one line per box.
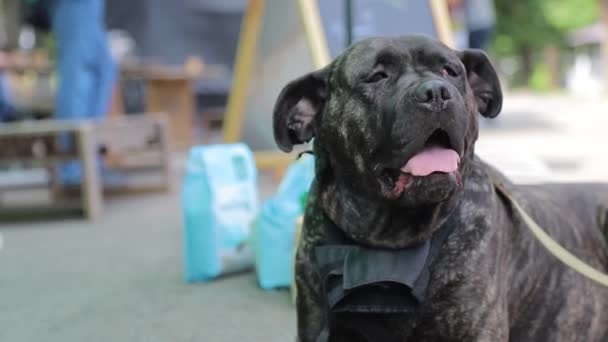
[468, 27, 494, 50]
[464, 0, 496, 130]
[0, 51, 18, 122]
[51, 0, 116, 185]
[0, 73, 18, 122]
[464, 0, 496, 51]
[90, 12, 116, 121]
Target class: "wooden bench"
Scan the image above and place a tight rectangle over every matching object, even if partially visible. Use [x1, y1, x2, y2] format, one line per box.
[0, 120, 102, 220]
[0, 114, 172, 220]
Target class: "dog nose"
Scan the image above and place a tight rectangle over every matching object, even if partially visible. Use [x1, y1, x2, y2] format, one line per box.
[414, 80, 452, 106]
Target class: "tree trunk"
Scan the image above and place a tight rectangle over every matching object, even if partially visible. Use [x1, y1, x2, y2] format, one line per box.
[543, 45, 561, 89]
[520, 44, 534, 86]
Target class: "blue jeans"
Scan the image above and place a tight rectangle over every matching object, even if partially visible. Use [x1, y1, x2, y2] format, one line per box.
[468, 27, 494, 51]
[50, 0, 117, 184]
[52, 0, 115, 121]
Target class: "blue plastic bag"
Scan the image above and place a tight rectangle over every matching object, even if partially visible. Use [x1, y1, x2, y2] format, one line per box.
[182, 143, 258, 282]
[253, 154, 315, 289]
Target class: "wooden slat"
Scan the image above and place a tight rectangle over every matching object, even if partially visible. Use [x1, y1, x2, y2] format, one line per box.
[223, 0, 265, 143]
[0, 119, 91, 136]
[0, 156, 78, 166]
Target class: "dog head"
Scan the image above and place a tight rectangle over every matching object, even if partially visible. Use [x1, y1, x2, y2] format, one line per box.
[273, 35, 502, 207]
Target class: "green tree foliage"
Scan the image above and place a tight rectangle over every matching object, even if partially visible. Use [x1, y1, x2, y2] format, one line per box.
[543, 0, 598, 31]
[494, 0, 598, 55]
[493, 0, 559, 56]
[492, 0, 599, 86]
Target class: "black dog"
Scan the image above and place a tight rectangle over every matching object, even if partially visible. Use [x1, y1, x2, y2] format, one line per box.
[272, 35, 608, 341]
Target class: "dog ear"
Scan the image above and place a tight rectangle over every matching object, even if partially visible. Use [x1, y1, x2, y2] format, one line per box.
[273, 67, 328, 152]
[459, 49, 503, 118]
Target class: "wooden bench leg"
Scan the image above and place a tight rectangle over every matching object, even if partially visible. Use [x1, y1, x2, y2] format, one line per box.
[76, 126, 103, 220]
[156, 114, 173, 193]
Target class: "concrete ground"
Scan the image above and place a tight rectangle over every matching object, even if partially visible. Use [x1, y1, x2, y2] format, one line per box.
[0, 175, 295, 342]
[1, 93, 608, 341]
[476, 92, 608, 183]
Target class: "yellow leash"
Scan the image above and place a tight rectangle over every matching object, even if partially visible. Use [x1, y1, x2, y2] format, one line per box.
[492, 177, 608, 287]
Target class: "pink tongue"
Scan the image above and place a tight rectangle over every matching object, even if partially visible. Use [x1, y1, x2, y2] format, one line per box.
[400, 146, 460, 176]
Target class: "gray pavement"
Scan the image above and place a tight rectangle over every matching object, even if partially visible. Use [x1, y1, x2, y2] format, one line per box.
[477, 93, 608, 183]
[1, 93, 608, 341]
[0, 176, 295, 342]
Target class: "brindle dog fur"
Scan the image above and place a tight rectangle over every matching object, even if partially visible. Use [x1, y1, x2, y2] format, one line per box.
[273, 35, 608, 341]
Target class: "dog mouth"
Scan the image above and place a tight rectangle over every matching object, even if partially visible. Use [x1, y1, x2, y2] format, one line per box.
[401, 129, 460, 176]
[379, 129, 462, 198]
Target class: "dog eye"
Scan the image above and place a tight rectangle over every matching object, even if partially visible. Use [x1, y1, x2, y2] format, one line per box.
[442, 65, 458, 77]
[365, 70, 389, 83]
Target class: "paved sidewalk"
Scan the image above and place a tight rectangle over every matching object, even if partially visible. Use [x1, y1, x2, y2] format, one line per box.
[0, 175, 295, 342]
[478, 93, 608, 183]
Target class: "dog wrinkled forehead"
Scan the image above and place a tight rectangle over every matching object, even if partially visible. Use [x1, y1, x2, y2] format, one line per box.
[272, 34, 502, 152]
[335, 35, 460, 82]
